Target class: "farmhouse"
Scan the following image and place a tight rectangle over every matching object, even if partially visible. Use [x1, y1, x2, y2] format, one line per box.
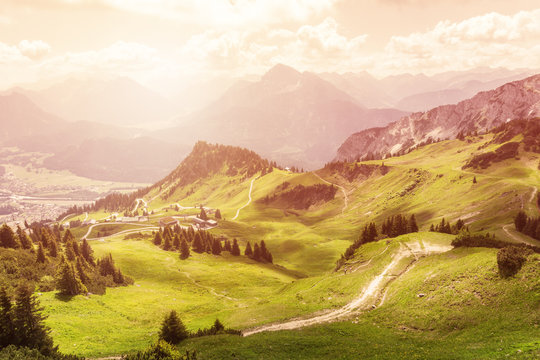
[159, 216, 179, 227]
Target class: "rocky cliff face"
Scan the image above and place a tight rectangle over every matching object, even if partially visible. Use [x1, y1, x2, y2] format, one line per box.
[335, 74, 540, 161]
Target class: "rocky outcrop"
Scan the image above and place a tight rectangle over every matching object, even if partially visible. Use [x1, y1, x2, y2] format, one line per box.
[336, 74, 540, 161]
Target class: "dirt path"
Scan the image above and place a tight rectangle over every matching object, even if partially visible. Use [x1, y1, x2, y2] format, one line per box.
[132, 198, 147, 213]
[232, 177, 257, 220]
[313, 172, 348, 214]
[82, 222, 157, 240]
[530, 186, 538, 213]
[502, 224, 538, 247]
[242, 241, 451, 336]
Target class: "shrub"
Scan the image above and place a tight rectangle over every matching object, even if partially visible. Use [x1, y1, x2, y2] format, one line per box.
[497, 246, 532, 278]
[121, 340, 197, 360]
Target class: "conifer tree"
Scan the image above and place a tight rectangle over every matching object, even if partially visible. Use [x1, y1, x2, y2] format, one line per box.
[80, 239, 95, 266]
[36, 243, 47, 264]
[244, 241, 253, 257]
[231, 239, 240, 256]
[56, 257, 87, 296]
[16, 225, 32, 250]
[173, 234, 180, 249]
[153, 232, 163, 246]
[409, 214, 419, 233]
[179, 239, 190, 260]
[0, 287, 14, 347]
[12, 282, 56, 355]
[253, 243, 261, 261]
[191, 232, 204, 253]
[224, 239, 232, 252]
[64, 239, 76, 261]
[61, 229, 74, 243]
[215, 209, 222, 220]
[211, 239, 222, 255]
[163, 235, 172, 251]
[159, 310, 189, 344]
[0, 224, 20, 249]
[199, 208, 208, 221]
[48, 239, 58, 258]
[76, 258, 90, 285]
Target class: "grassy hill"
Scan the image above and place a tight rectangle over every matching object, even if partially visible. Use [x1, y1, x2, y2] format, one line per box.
[39, 127, 540, 358]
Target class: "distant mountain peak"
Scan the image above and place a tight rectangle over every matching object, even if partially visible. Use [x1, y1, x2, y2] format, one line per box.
[262, 63, 301, 83]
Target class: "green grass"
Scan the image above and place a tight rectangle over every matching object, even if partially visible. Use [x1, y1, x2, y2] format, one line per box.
[39, 135, 540, 358]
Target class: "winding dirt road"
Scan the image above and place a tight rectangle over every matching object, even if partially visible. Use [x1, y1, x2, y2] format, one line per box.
[232, 177, 257, 220]
[313, 172, 348, 214]
[242, 241, 451, 336]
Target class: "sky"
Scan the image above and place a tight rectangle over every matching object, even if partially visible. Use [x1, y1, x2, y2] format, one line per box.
[0, 0, 539, 94]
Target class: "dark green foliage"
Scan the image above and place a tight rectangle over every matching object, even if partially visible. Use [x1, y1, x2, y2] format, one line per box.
[191, 233, 204, 253]
[36, 244, 47, 264]
[190, 318, 241, 338]
[121, 340, 197, 360]
[322, 162, 388, 181]
[451, 233, 540, 253]
[211, 239, 221, 255]
[215, 209, 222, 220]
[514, 211, 540, 241]
[463, 142, 520, 169]
[159, 311, 189, 345]
[0, 287, 14, 347]
[0, 224, 20, 249]
[489, 118, 540, 153]
[430, 218, 465, 235]
[179, 239, 190, 260]
[80, 239, 95, 266]
[231, 239, 240, 256]
[244, 242, 253, 257]
[153, 232, 163, 246]
[16, 226, 32, 250]
[261, 183, 338, 210]
[55, 257, 87, 296]
[0, 346, 81, 360]
[199, 208, 208, 221]
[497, 246, 532, 278]
[408, 215, 418, 233]
[472, 176, 477, 184]
[157, 141, 273, 199]
[12, 283, 56, 355]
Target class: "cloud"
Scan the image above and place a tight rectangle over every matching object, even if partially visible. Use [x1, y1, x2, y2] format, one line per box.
[379, 9, 540, 74]
[179, 17, 368, 75]
[53, 0, 337, 27]
[18, 40, 51, 60]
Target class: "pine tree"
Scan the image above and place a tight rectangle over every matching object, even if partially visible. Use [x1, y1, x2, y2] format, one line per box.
[64, 239, 76, 261]
[12, 282, 56, 355]
[173, 234, 180, 249]
[252, 243, 261, 261]
[259, 240, 270, 262]
[473, 176, 477, 184]
[56, 257, 87, 296]
[192, 232, 204, 253]
[514, 211, 528, 232]
[409, 214, 419, 233]
[244, 241, 253, 257]
[231, 239, 240, 256]
[61, 229, 74, 243]
[0, 287, 14, 347]
[75, 258, 90, 285]
[159, 310, 189, 344]
[80, 239, 95, 266]
[163, 235, 172, 251]
[215, 209, 222, 220]
[153, 232, 163, 246]
[211, 239, 222, 255]
[0, 224, 20, 249]
[16, 226, 32, 250]
[36, 243, 47, 264]
[48, 239, 58, 258]
[179, 239, 190, 260]
[199, 208, 208, 221]
[224, 239, 232, 252]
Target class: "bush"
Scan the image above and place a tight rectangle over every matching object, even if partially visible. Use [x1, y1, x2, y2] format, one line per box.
[121, 340, 197, 360]
[497, 246, 532, 278]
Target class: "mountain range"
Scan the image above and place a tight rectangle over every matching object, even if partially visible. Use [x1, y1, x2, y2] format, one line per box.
[336, 74, 540, 161]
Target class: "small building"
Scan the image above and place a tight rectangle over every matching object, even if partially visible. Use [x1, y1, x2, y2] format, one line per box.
[82, 219, 97, 226]
[137, 216, 149, 222]
[206, 219, 218, 227]
[159, 216, 179, 227]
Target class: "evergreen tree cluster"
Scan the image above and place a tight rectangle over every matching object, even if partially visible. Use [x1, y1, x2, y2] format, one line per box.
[0, 283, 55, 356]
[336, 214, 418, 270]
[429, 218, 465, 235]
[152, 225, 271, 264]
[261, 183, 338, 210]
[322, 162, 388, 182]
[514, 210, 540, 241]
[244, 240, 273, 263]
[157, 310, 240, 347]
[0, 224, 132, 296]
[451, 231, 540, 253]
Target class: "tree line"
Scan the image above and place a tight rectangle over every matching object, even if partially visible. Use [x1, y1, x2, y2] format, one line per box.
[514, 210, 540, 241]
[0, 224, 131, 296]
[335, 214, 418, 270]
[152, 225, 273, 264]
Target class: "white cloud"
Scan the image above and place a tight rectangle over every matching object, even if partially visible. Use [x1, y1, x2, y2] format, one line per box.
[57, 0, 337, 27]
[178, 17, 368, 75]
[18, 40, 51, 60]
[379, 9, 540, 74]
